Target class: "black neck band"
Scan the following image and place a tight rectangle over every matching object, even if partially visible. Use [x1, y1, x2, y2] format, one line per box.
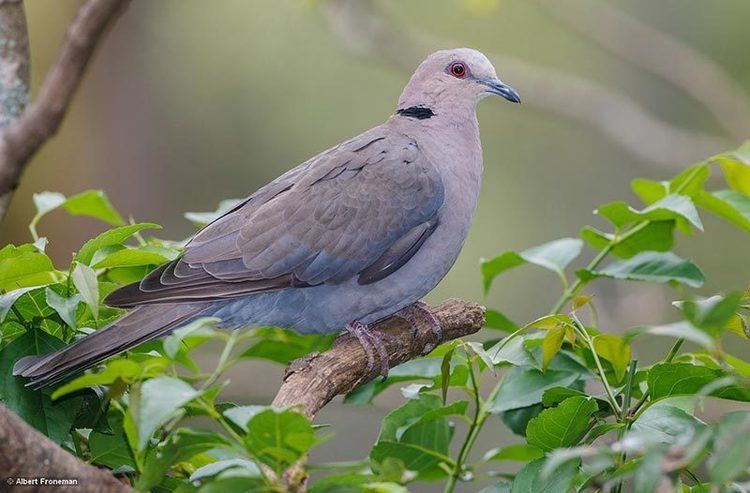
[396, 106, 435, 120]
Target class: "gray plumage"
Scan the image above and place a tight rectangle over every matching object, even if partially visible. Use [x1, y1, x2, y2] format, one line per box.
[14, 48, 520, 386]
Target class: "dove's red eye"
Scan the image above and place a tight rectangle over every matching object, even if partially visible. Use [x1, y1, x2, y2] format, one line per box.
[449, 62, 467, 78]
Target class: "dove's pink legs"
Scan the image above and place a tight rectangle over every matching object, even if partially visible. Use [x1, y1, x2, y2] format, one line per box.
[396, 301, 443, 340]
[345, 321, 391, 378]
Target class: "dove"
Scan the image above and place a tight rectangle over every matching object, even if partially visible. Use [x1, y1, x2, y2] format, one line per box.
[14, 48, 520, 387]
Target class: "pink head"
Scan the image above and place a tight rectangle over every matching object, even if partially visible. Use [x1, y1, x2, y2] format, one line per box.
[397, 48, 520, 116]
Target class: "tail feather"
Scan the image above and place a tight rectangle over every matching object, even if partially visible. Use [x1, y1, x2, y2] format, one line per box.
[13, 303, 209, 388]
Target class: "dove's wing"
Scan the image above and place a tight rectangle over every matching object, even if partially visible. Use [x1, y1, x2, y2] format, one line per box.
[106, 128, 445, 307]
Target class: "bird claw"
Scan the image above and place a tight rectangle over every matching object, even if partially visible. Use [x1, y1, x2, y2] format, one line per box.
[345, 321, 392, 379]
[396, 301, 443, 352]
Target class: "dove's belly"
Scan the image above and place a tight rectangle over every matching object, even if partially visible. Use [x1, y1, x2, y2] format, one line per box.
[209, 157, 481, 334]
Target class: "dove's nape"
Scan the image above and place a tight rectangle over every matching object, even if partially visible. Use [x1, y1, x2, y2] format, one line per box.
[13, 48, 519, 387]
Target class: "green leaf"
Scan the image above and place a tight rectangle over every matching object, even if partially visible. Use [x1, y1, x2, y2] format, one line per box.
[581, 221, 676, 259]
[71, 262, 99, 319]
[598, 194, 702, 231]
[88, 410, 136, 470]
[511, 458, 578, 493]
[128, 377, 201, 452]
[240, 327, 334, 364]
[137, 428, 233, 491]
[500, 404, 544, 436]
[717, 141, 750, 194]
[51, 359, 142, 399]
[93, 248, 170, 269]
[184, 198, 245, 227]
[0, 330, 82, 444]
[708, 411, 750, 482]
[669, 163, 710, 197]
[626, 321, 715, 349]
[32, 191, 67, 216]
[541, 326, 565, 371]
[592, 334, 631, 383]
[371, 394, 455, 479]
[0, 245, 57, 291]
[631, 178, 667, 205]
[0, 286, 40, 323]
[76, 223, 161, 265]
[45, 288, 81, 329]
[479, 483, 511, 493]
[486, 368, 580, 413]
[676, 293, 744, 337]
[244, 408, 317, 473]
[481, 238, 583, 293]
[62, 190, 124, 225]
[440, 346, 454, 404]
[647, 363, 750, 401]
[488, 335, 535, 368]
[482, 443, 544, 463]
[582, 251, 704, 288]
[190, 459, 261, 483]
[525, 396, 598, 451]
[694, 189, 750, 231]
[631, 403, 704, 445]
[223, 405, 266, 431]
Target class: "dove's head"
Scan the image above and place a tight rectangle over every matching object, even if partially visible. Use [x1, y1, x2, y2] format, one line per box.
[397, 48, 520, 116]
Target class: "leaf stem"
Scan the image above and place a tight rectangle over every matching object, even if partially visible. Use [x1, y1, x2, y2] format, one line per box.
[444, 357, 504, 493]
[629, 338, 684, 417]
[571, 314, 622, 415]
[200, 329, 239, 390]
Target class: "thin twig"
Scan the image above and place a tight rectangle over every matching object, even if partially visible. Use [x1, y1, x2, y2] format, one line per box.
[0, 0, 130, 221]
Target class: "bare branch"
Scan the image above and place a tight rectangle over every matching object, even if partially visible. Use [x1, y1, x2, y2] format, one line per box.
[537, 0, 750, 140]
[0, 0, 130, 222]
[322, 0, 731, 169]
[0, 403, 132, 492]
[272, 298, 484, 491]
[272, 298, 485, 418]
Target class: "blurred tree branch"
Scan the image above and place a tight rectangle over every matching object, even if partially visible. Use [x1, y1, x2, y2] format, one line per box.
[321, 0, 732, 169]
[537, 0, 750, 140]
[0, 0, 129, 223]
[0, 403, 132, 492]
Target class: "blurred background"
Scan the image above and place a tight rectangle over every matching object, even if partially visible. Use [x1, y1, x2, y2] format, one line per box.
[2, 0, 749, 489]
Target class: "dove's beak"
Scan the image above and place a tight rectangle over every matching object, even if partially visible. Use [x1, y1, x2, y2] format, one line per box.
[481, 78, 521, 103]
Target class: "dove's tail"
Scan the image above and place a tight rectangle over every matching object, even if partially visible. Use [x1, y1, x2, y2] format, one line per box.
[13, 302, 210, 388]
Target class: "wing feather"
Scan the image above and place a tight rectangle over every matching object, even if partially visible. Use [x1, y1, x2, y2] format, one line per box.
[105, 127, 444, 308]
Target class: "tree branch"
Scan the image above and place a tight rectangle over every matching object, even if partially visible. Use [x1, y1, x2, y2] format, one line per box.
[0, 0, 130, 222]
[536, 0, 750, 140]
[272, 298, 485, 491]
[321, 0, 731, 169]
[272, 298, 485, 418]
[0, 403, 132, 492]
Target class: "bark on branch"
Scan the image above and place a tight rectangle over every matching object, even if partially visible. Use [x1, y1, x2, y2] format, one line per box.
[0, 0, 129, 221]
[273, 298, 486, 418]
[0, 403, 132, 492]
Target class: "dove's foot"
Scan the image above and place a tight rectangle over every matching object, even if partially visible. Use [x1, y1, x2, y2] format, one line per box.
[397, 301, 443, 344]
[345, 321, 391, 378]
